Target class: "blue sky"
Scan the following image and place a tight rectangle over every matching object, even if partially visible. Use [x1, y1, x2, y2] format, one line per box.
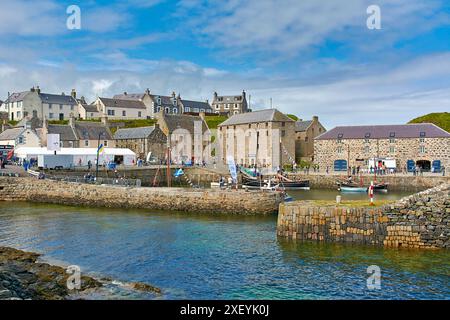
[0, 0, 449, 127]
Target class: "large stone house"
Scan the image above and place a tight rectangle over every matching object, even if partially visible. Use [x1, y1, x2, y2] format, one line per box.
[113, 89, 154, 118]
[93, 97, 147, 120]
[314, 123, 450, 172]
[114, 125, 167, 160]
[0, 127, 42, 148]
[217, 109, 295, 169]
[295, 116, 326, 162]
[36, 116, 115, 149]
[156, 112, 211, 164]
[0, 87, 78, 121]
[212, 91, 250, 116]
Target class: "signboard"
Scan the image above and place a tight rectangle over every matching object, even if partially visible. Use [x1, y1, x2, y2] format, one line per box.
[47, 134, 61, 152]
[227, 156, 237, 182]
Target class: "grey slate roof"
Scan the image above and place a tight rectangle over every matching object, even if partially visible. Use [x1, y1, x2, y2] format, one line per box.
[295, 120, 313, 132]
[39, 93, 77, 105]
[162, 114, 209, 134]
[113, 93, 145, 100]
[99, 97, 146, 110]
[15, 116, 43, 130]
[4, 92, 29, 103]
[181, 99, 212, 111]
[218, 109, 294, 126]
[73, 121, 113, 140]
[0, 127, 25, 140]
[114, 126, 157, 140]
[315, 124, 450, 140]
[81, 103, 99, 113]
[48, 124, 78, 141]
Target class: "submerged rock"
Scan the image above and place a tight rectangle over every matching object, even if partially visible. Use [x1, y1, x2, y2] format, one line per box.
[131, 282, 162, 294]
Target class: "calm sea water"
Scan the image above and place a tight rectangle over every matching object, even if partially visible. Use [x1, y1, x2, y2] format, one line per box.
[0, 196, 448, 300]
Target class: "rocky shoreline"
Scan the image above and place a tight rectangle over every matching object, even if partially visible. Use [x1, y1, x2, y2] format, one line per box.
[0, 247, 161, 300]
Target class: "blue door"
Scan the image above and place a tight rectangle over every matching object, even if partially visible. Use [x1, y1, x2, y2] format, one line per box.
[432, 160, 441, 172]
[334, 160, 348, 172]
[407, 160, 415, 172]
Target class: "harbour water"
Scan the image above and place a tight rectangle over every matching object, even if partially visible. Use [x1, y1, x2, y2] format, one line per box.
[0, 191, 448, 300]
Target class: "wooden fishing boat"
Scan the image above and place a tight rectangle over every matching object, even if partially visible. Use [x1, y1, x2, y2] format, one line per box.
[373, 182, 389, 193]
[337, 181, 367, 193]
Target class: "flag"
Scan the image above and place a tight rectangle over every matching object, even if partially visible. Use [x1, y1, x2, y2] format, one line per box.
[6, 149, 14, 160]
[227, 156, 237, 182]
[174, 168, 184, 178]
[97, 144, 105, 155]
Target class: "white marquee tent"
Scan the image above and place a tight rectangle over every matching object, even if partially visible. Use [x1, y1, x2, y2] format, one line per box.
[14, 147, 137, 166]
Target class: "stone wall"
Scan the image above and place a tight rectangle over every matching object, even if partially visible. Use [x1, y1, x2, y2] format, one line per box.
[277, 183, 450, 249]
[314, 137, 450, 173]
[285, 173, 449, 192]
[0, 177, 282, 215]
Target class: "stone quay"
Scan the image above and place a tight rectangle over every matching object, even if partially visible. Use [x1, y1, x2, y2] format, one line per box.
[277, 183, 450, 249]
[0, 177, 282, 215]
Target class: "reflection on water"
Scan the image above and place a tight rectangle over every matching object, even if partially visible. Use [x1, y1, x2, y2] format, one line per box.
[0, 201, 448, 300]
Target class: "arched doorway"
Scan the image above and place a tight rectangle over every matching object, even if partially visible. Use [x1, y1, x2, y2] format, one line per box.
[416, 160, 431, 172]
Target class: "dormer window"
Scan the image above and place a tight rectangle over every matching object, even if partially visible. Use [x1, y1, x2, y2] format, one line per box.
[365, 133, 371, 138]
[337, 133, 343, 139]
[420, 132, 426, 137]
[389, 132, 395, 138]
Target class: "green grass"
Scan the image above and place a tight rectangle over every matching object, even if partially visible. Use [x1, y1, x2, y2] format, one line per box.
[205, 115, 228, 129]
[408, 112, 450, 132]
[108, 119, 157, 134]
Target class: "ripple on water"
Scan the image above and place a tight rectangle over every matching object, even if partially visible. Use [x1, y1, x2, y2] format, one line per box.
[0, 202, 448, 300]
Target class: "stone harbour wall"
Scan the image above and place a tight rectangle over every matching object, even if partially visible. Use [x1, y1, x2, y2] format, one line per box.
[285, 173, 449, 192]
[0, 177, 282, 215]
[277, 183, 450, 249]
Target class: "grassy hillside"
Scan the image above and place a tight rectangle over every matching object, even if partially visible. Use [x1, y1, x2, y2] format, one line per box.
[408, 112, 450, 132]
[204, 115, 228, 129]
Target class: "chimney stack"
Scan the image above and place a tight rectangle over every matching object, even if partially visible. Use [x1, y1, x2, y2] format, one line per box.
[71, 89, 76, 99]
[313, 116, 319, 122]
[36, 86, 41, 94]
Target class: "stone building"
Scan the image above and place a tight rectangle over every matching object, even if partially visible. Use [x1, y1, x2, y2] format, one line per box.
[0, 126, 41, 148]
[295, 116, 326, 162]
[114, 125, 167, 160]
[212, 91, 250, 116]
[113, 89, 154, 118]
[36, 116, 115, 149]
[93, 97, 148, 120]
[156, 112, 211, 164]
[217, 109, 295, 169]
[314, 123, 450, 172]
[0, 87, 78, 121]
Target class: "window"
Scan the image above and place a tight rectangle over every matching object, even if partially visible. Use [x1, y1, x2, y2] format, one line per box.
[420, 132, 426, 137]
[85, 140, 89, 147]
[305, 137, 309, 142]
[17, 111, 21, 118]
[60, 104, 63, 110]
[338, 133, 343, 139]
[389, 132, 395, 138]
[390, 147, 395, 153]
[104, 141, 108, 147]
[419, 146, 426, 153]
[420, 138, 425, 143]
[337, 146, 343, 154]
[224, 104, 229, 109]
[281, 130, 286, 137]
[185, 107, 191, 112]
[364, 146, 370, 154]
[365, 139, 370, 143]
[49, 104, 53, 109]
[215, 105, 219, 110]
[122, 110, 126, 117]
[18, 137, 24, 144]
[365, 133, 371, 138]
[281, 122, 285, 127]
[389, 138, 395, 143]
[107, 110, 115, 116]
[49, 113, 54, 119]
[337, 139, 342, 144]
[173, 108, 178, 114]
[90, 113, 94, 117]
[138, 111, 142, 117]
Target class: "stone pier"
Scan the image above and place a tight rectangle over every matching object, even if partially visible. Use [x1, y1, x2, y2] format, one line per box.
[277, 183, 450, 249]
[0, 177, 282, 215]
